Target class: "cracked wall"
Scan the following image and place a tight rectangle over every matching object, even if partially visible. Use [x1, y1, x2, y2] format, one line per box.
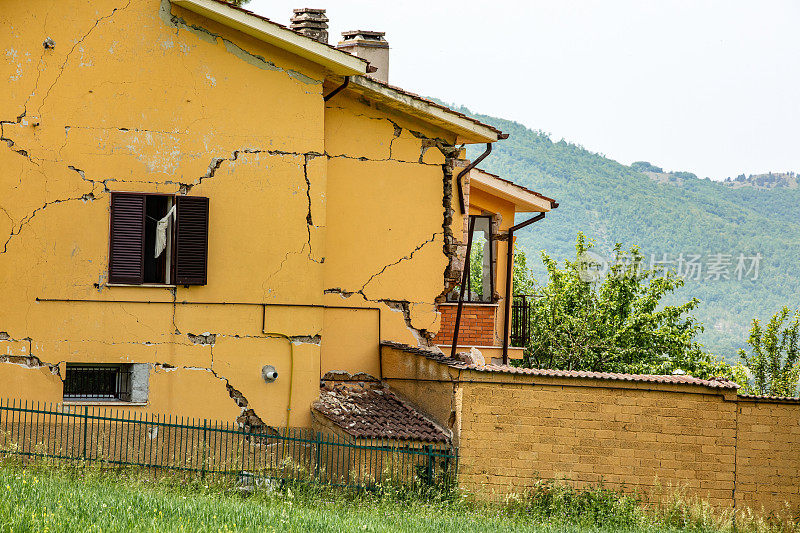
[0, 0, 328, 426]
[321, 89, 464, 374]
[0, 0, 468, 425]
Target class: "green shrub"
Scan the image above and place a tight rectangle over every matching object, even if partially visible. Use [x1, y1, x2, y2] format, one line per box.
[502, 479, 644, 528]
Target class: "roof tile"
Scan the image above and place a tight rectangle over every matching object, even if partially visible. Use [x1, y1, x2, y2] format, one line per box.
[313, 385, 450, 443]
[474, 167, 557, 206]
[738, 394, 800, 403]
[381, 341, 739, 390]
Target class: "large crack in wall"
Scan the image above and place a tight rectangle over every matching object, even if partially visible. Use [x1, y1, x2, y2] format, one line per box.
[0, 332, 61, 378]
[0, 325, 322, 426]
[158, 0, 321, 88]
[155, 330, 321, 428]
[152, 361, 272, 431]
[1, 0, 470, 420]
[320, 125, 466, 344]
[439, 145, 466, 299]
[359, 232, 443, 295]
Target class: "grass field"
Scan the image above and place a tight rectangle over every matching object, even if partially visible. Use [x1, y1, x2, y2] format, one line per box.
[0, 465, 794, 532]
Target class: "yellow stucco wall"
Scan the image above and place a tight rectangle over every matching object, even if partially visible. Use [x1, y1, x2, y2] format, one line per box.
[1, 0, 466, 426]
[321, 91, 460, 372]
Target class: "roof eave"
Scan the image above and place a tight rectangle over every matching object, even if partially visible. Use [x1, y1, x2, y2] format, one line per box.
[171, 0, 369, 76]
[348, 76, 501, 144]
[470, 170, 553, 212]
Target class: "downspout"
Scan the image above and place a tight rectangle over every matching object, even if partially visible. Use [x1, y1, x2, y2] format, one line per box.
[323, 76, 350, 102]
[455, 143, 492, 214]
[450, 216, 476, 358]
[502, 213, 546, 365]
[260, 325, 296, 428]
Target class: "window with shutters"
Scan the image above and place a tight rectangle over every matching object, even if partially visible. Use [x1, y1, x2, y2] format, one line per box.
[109, 192, 209, 286]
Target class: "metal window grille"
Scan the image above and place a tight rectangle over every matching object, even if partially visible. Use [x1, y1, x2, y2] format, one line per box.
[510, 294, 532, 347]
[63, 365, 132, 401]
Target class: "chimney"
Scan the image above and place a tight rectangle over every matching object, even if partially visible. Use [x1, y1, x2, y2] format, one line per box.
[336, 31, 389, 84]
[290, 8, 329, 44]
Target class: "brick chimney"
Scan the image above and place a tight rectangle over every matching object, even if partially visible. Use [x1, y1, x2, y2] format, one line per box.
[290, 8, 329, 44]
[336, 31, 389, 84]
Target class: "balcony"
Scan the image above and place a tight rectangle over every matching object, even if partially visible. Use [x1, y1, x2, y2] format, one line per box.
[510, 294, 533, 348]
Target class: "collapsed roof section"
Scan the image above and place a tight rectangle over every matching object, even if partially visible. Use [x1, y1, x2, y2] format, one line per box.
[313, 384, 451, 443]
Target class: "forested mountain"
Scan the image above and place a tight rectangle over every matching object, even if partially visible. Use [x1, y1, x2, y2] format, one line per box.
[722, 171, 798, 189]
[456, 106, 800, 360]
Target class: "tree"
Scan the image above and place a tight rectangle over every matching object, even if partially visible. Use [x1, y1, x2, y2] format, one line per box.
[521, 233, 731, 379]
[221, 0, 250, 6]
[468, 236, 485, 298]
[512, 243, 536, 296]
[734, 307, 800, 397]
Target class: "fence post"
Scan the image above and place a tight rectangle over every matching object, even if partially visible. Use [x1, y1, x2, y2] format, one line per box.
[201, 419, 208, 480]
[82, 405, 89, 461]
[314, 431, 322, 480]
[426, 444, 434, 484]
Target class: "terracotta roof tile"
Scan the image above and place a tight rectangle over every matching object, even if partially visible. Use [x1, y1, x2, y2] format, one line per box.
[474, 167, 558, 207]
[381, 341, 739, 390]
[351, 78, 504, 137]
[313, 385, 450, 443]
[738, 394, 800, 403]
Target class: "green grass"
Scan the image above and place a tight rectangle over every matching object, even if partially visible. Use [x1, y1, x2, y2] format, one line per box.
[0, 465, 670, 533]
[0, 464, 795, 532]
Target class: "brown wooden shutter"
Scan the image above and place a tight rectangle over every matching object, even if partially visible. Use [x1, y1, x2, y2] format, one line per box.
[109, 193, 146, 284]
[174, 195, 209, 285]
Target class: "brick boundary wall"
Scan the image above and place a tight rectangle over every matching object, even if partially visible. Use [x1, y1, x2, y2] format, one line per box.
[735, 397, 800, 513]
[458, 381, 739, 508]
[457, 381, 800, 514]
[379, 345, 800, 516]
[432, 304, 496, 346]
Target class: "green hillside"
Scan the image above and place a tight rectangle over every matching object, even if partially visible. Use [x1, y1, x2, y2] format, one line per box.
[456, 107, 800, 360]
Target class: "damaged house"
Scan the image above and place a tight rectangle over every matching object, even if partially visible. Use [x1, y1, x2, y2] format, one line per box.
[3, 1, 799, 512]
[0, 0, 553, 433]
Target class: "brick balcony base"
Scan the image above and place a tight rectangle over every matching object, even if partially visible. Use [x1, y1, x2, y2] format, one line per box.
[432, 303, 497, 346]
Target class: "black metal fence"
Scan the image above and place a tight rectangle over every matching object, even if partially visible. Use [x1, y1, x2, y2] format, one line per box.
[511, 294, 533, 347]
[0, 399, 457, 489]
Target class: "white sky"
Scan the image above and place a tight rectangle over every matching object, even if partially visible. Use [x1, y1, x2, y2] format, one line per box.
[248, 0, 800, 180]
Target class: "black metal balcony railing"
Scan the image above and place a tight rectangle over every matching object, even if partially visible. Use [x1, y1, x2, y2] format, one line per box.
[510, 295, 532, 348]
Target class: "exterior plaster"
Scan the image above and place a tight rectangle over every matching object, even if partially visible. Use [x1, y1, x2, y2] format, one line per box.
[0, 0, 474, 427]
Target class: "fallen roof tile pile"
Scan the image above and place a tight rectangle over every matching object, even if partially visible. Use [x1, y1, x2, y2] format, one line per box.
[313, 384, 450, 443]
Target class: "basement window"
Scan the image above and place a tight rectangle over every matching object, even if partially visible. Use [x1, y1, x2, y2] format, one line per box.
[109, 192, 209, 286]
[63, 364, 133, 402]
